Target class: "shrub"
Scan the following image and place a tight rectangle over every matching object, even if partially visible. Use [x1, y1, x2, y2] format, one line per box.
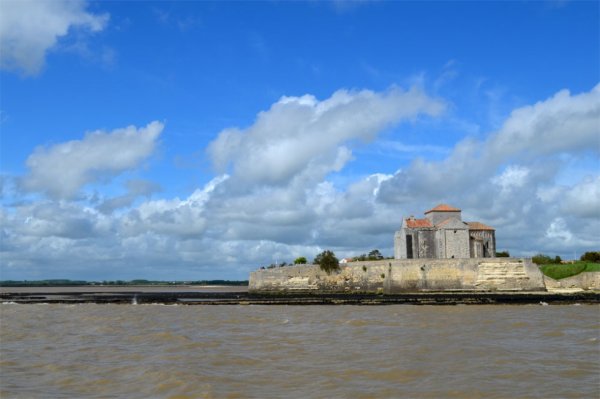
[495, 251, 510, 257]
[532, 254, 563, 265]
[532, 254, 552, 265]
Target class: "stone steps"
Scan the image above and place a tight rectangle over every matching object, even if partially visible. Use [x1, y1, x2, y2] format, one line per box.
[475, 262, 530, 288]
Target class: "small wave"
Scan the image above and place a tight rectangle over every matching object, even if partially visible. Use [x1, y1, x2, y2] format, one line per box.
[1, 301, 18, 305]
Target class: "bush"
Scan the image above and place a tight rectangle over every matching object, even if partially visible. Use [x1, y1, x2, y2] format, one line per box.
[532, 253, 563, 265]
[294, 257, 307, 264]
[313, 250, 340, 274]
[495, 251, 510, 257]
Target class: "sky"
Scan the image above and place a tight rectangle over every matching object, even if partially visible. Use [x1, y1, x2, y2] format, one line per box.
[0, 0, 598, 281]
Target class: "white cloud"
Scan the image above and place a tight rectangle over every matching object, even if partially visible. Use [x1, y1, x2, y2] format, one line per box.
[492, 165, 530, 194]
[119, 175, 228, 238]
[377, 84, 600, 257]
[22, 121, 163, 199]
[208, 86, 445, 186]
[97, 179, 161, 214]
[545, 218, 573, 244]
[2, 85, 599, 280]
[560, 176, 600, 219]
[487, 83, 600, 159]
[16, 201, 109, 239]
[0, 0, 108, 75]
[379, 84, 600, 204]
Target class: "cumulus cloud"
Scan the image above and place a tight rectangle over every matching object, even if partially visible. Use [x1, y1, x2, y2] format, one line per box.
[559, 176, 600, 219]
[21, 121, 163, 199]
[0, 0, 108, 75]
[491, 165, 530, 194]
[378, 84, 600, 203]
[208, 86, 445, 186]
[120, 175, 227, 238]
[97, 179, 161, 214]
[377, 84, 600, 255]
[2, 85, 599, 280]
[487, 84, 600, 159]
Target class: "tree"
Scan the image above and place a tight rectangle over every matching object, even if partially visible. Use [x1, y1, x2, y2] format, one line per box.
[368, 249, 383, 260]
[495, 251, 510, 257]
[294, 256, 308, 264]
[554, 256, 562, 264]
[313, 250, 340, 274]
[580, 251, 600, 262]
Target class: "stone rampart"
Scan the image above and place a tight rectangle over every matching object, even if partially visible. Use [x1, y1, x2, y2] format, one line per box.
[249, 258, 546, 293]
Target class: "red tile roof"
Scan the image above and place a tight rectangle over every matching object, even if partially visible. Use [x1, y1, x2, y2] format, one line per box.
[406, 218, 432, 228]
[467, 222, 495, 231]
[424, 204, 461, 214]
[435, 218, 467, 228]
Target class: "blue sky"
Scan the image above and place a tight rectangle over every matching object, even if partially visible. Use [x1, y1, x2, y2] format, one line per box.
[0, 0, 598, 280]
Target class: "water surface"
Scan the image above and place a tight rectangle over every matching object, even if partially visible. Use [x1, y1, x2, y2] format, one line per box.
[1, 304, 598, 398]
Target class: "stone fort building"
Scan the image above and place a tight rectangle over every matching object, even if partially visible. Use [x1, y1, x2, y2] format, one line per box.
[394, 204, 496, 259]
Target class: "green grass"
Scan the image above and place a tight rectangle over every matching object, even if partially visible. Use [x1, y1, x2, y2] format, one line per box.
[539, 262, 600, 280]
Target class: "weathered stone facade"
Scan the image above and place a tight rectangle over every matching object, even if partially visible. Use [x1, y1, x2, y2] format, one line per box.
[394, 204, 496, 260]
[249, 258, 547, 293]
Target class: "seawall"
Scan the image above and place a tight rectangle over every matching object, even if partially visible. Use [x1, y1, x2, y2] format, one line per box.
[249, 258, 547, 293]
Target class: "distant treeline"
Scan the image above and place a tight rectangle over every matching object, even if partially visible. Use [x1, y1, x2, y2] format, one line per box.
[0, 279, 249, 287]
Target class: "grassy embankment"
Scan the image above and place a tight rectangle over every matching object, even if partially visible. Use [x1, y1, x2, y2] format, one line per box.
[539, 262, 600, 280]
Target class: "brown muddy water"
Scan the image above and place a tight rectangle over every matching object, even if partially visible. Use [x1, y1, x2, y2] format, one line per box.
[1, 304, 598, 398]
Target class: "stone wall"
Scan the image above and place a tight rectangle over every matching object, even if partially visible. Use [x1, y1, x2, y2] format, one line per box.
[249, 262, 389, 293]
[439, 228, 470, 259]
[543, 272, 600, 291]
[249, 258, 547, 293]
[394, 231, 406, 259]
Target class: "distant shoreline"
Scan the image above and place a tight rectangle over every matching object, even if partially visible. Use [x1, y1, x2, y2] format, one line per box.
[0, 285, 249, 294]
